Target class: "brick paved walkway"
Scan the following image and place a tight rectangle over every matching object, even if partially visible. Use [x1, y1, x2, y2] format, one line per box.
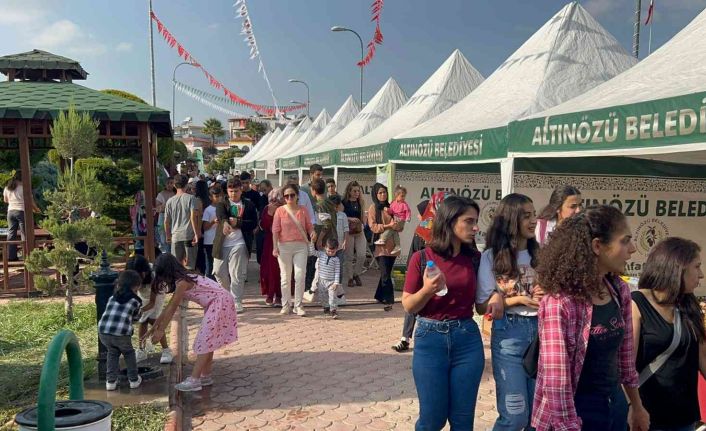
[184, 262, 498, 430]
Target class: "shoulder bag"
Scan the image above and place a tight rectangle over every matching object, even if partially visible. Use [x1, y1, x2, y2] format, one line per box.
[638, 307, 682, 386]
[282, 206, 316, 257]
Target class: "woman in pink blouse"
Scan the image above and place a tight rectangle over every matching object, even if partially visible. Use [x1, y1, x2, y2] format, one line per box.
[531, 205, 649, 431]
[272, 183, 314, 317]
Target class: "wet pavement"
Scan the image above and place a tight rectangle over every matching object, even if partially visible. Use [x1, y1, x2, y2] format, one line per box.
[83, 355, 170, 407]
[182, 261, 499, 430]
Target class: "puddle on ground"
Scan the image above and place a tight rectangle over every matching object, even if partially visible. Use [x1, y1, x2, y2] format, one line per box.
[83, 357, 170, 406]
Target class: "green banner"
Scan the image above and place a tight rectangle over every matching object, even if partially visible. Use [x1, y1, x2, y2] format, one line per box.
[278, 156, 300, 170]
[388, 126, 508, 163]
[254, 160, 266, 169]
[301, 150, 337, 167]
[338, 143, 387, 166]
[509, 92, 706, 153]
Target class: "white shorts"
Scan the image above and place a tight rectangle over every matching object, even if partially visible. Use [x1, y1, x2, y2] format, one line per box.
[138, 285, 166, 322]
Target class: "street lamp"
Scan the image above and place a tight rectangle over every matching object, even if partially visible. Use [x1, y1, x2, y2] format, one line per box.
[172, 61, 197, 129]
[288, 79, 310, 118]
[331, 25, 364, 106]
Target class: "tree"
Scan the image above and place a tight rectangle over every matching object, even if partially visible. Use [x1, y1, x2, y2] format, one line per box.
[50, 105, 99, 174]
[202, 118, 225, 150]
[100, 89, 148, 104]
[26, 169, 112, 322]
[245, 120, 267, 141]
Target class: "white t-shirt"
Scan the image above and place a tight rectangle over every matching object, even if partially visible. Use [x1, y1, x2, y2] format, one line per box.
[202, 205, 217, 245]
[476, 248, 538, 317]
[222, 200, 245, 249]
[3, 185, 24, 211]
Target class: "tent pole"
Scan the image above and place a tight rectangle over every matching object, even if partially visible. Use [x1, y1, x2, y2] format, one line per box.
[500, 157, 515, 198]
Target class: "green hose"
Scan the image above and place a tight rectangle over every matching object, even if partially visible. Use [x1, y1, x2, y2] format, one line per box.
[37, 330, 84, 431]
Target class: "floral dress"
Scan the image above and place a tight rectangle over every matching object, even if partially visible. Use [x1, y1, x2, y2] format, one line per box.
[183, 276, 238, 354]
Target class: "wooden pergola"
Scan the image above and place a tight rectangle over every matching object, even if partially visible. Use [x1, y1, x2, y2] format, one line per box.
[0, 50, 172, 288]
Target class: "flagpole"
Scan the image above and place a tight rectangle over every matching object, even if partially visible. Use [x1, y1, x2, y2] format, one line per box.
[632, 0, 642, 58]
[647, 0, 655, 55]
[148, 0, 157, 107]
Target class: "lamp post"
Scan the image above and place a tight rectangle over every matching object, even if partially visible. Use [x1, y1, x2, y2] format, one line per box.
[288, 79, 310, 118]
[172, 61, 196, 129]
[331, 25, 364, 106]
[290, 101, 307, 119]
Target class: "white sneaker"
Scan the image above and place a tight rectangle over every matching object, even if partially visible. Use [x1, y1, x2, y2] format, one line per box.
[200, 376, 214, 386]
[294, 306, 306, 317]
[235, 301, 245, 313]
[391, 246, 401, 254]
[106, 380, 117, 391]
[129, 375, 142, 389]
[280, 304, 291, 315]
[374, 239, 386, 245]
[175, 376, 202, 392]
[135, 349, 148, 363]
[160, 348, 173, 364]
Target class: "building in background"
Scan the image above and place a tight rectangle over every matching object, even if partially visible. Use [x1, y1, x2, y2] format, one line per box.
[174, 117, 229, 152]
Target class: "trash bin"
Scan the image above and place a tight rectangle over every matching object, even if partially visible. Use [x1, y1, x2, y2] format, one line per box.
[15, 400, 112, 430]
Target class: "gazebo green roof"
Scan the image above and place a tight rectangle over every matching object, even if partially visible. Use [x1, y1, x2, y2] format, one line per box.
[0, 49, 88, 80]
[0, 81, 172, 136]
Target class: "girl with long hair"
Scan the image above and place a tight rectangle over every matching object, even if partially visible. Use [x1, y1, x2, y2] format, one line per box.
[368, 183, 402, 311]
[402, 196, 484, 430]
[147, 253, 238, 392]
[476, 193, 540, 430]
[632, 237, 706, 430]
[342, 181, 366, 287]
[531, 205, 649, 431]
[535, 185, 582, 245]
[272, 183, 314, 316]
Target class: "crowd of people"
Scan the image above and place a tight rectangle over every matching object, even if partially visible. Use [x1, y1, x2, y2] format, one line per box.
[84, 163, 706, 429]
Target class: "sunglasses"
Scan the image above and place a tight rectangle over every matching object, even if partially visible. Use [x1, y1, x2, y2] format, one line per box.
[283, 193, 297, 199]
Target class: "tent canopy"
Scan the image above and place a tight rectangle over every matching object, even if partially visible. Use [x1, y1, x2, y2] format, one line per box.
[339, 49, 485, 167]
[389, 1, 636, 164]
[239, 127, 277, 165]
[267, 116, 312, 163]
[508, 4, 706, 164]
[279, 109, 331, 169]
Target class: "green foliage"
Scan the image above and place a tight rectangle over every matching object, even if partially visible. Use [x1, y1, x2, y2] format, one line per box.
[157, 137, 176, 167]
[246, 120, 267, 140]
[116, 158, 140, 171]
[50, 104, 100, 163]
[112, 403, 168, 431]
[202, 117, 225, 149]
[205, 147, 245, 174]
[73, 157, 113, 174]
[47, 148, 61, 167]
[100, 89, 148, 104]
[174, 141, 189, 163]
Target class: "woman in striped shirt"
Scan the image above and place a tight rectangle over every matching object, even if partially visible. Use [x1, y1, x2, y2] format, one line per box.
[531, 205, 649, 431]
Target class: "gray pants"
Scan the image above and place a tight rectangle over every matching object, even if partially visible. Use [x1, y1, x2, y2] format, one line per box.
[7, 209, 24, 261]
[99, 333, 138, 382]
[172, 240, 197, 270]
[213, 243, 249, 303]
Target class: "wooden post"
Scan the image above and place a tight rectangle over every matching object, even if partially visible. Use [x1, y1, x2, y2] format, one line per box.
[139, 124, 156, 262]
[18, 120, 35, 292]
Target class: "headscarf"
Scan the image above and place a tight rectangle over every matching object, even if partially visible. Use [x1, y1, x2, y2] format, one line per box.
[268, 187, 283, 204]
[370, 183, 390, 242]
[415, 191, 453, 243]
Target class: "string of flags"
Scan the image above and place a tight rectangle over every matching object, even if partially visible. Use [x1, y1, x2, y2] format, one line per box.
[150, 10, 301, 116]
[174, 81, 272, 123]
[358, 0, 384, 67]
[234, 0, 282, 116]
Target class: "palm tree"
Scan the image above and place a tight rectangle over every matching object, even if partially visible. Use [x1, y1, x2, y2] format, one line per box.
[245, 120, 267, 141]
[202, 118, 225, 151]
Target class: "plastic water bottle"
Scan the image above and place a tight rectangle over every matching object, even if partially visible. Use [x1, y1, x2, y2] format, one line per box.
[425, 261, 447, 296]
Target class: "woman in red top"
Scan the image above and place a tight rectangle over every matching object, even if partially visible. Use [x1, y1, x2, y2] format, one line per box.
[531, 205, 649, 431]
[402, 196, 488, 430]
[259, 187, 284, 307]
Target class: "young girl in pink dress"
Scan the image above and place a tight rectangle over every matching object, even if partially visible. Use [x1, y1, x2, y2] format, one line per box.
[146, 253, 238, 392]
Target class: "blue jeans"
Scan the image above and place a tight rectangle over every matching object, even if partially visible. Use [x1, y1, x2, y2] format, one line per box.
[574, 389, 628, 430]
[491, 313, 538, 431]
[412, 317, 485, 430]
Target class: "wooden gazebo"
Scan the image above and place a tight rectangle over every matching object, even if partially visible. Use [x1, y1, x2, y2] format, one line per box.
[0, 49, 171, 288]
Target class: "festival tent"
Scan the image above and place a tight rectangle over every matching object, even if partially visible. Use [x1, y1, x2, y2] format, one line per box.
[338, 49, 484, 167]
[239, 127, 278, 167]
[264, 116, 312, 171]
[283, 96, 360, 168]
[280, 109, 331, 160]
[503, 5, 706, 286]
[250, 121, 295, 165]
[389, 1, 637, 170]
[240, 130, 272, 166]
[299, 78, 408, 168]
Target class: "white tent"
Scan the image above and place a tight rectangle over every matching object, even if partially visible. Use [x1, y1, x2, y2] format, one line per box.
[391, 1, 637, 166]
[314, 78, 408, 154]
[240, 130, 273, 165]
[266, 116, 312, 162]
[280, 109, 331, 159]
[293, 96, 360, 158]
[250, 122, 296, 162]
[345, 49, 484, 152]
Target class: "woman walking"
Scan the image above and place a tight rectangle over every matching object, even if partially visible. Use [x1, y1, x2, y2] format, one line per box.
[476, 193, 540, 430]
[535, 185, 582, 245]
[272, 183, 314, 317]
[342, 181, 366, 287]
[368, 183, 402, 311]
[402, 196, 485, 430]
[632, 237, 706, 431]
[194, 179, 210, 276]
[3, 171, 39, 261]
[260, 187, 284, 307]
[531, 205, 649, 431]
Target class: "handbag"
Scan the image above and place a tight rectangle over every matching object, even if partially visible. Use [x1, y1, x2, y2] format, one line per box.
[638, 308, 682, 386]
[283, 206, 316, 256]
[348, 217, 363, 235]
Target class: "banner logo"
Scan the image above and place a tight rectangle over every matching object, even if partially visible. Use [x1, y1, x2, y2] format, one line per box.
[634, 218, 670, 256]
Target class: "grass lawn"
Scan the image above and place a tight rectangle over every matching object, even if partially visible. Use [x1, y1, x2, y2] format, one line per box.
[0, 300, 167, 430]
